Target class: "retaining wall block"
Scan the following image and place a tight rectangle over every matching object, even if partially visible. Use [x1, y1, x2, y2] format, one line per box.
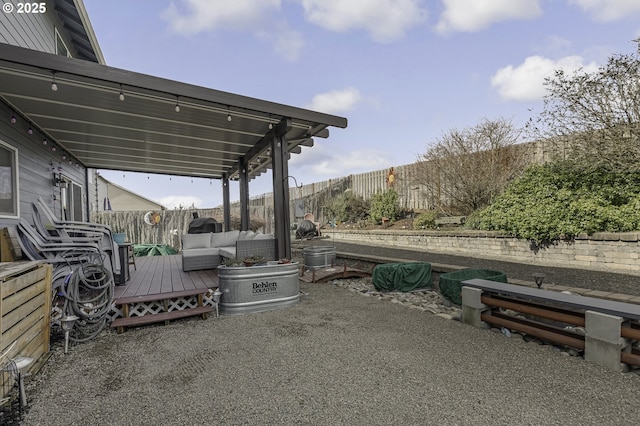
[584, 311, 628, 373]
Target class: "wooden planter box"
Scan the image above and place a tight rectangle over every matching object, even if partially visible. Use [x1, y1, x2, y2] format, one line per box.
[1, 261, 52, 399]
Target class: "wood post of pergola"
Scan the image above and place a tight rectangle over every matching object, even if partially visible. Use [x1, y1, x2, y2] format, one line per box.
[222, 175, 230, 232]
[271, 119, 292, 260]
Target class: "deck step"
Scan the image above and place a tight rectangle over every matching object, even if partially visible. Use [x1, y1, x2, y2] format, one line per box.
[111, 306, 213, 332]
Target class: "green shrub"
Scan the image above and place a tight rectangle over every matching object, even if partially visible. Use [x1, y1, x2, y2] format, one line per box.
[370, 189, 400, 224]
[323, 190, 369, 223]
[473, 163, 640, 242]
[413, 211, 437, 229]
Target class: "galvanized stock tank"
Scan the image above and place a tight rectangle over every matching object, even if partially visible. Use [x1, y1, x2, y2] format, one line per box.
[302, 246, 336, 269]
[217, 261, 300, 315]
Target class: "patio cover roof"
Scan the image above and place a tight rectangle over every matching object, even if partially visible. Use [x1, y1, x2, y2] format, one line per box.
[0, 43, 347, 181]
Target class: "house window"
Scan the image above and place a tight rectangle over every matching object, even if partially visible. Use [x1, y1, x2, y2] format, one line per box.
[61, 180, 83, 221]
[0, 140, 19, 218]
[55, 29, 71, 58]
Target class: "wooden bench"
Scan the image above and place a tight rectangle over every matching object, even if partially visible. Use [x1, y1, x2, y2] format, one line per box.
[434, 216, 466, 226]
[461, 279, 640, 371]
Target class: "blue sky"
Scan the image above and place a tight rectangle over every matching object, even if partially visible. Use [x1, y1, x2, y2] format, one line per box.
[84, 0, 640, 209]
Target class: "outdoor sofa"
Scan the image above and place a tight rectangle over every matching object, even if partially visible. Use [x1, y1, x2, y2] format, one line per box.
[181, 230, 276, 272]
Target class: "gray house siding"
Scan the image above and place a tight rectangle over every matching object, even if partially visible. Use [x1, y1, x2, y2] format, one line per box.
[0, 4, 73, 56]
[0, 101, 87, 228]
[0, 2, 101, 231]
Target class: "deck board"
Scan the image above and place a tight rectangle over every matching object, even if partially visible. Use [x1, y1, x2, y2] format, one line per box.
[114, 255, 218, 303]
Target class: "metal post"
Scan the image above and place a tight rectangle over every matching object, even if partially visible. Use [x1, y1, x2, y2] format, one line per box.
[271, 119, 292, 260]
[222, 175, 230, 232]
[239, 158, 250, 231]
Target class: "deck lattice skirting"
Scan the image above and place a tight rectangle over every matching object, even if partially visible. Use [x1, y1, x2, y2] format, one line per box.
[108, 290, 218, 322]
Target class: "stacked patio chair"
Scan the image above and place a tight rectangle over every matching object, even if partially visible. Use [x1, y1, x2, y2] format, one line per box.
[16, 200, 119, 342]
[31, 197, 120, 275]
[16, 218, 107, 289]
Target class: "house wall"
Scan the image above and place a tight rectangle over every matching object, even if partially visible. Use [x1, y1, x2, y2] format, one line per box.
[0, 101, 87, 227]
[0, 3, 95, 229]
[0, 3, 77, 57]
[0, 6, 55, 53]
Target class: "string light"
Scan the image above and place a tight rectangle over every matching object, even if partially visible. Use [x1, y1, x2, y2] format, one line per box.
[174, 96, 180, 113]
[51, 72, 58, 91]
[27, 126, 33, 135]
[10, 115, 16, 124]
[42, 139, 47, 145]
[119, 84, 125, 101]
[227, 106, 231, 122]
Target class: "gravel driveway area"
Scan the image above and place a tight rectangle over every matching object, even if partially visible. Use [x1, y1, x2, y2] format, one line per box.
[22, 280, 640, 426]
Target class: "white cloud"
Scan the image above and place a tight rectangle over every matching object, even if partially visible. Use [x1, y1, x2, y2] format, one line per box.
[163, 0, 305, 61]
[569, 0, 640, 22]
[290, 145, 389, 177]
[490, 55, 599, 102]
[300, 0, 427, 43]
[307, 87, 363, 114]
[160, 195, 203, 210]
[163, 0, 281, 34]
[435, 0, 542, 35]
[273, 30, 305, 62]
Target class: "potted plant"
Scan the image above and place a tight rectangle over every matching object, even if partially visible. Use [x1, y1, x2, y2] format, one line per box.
[221, 258, 244, 267]
[242, 255, 266, 267]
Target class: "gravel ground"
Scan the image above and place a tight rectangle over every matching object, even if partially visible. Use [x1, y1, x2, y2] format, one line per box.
[15, 242, 640, 425]
[20, 278, 640, 426]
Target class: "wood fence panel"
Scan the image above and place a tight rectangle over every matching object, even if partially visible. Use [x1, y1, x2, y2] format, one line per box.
[1, 262, 51, 399]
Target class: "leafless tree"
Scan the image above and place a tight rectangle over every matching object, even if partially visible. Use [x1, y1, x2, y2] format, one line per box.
[414, 118, 529, 215]
[529, 38, 640, 173]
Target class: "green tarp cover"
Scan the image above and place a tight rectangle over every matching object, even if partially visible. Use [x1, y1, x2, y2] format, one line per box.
[372, 262, 432, 292]
[133, 244, 178, 257]
[439, 269, 507, 305]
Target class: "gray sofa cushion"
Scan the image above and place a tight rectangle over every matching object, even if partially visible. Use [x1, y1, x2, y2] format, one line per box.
[254, 232, 273, 240]
[182, 247, 220, 258]
[218, 246, 236, 259]
[238, 230, 257, 241]
[211, 230, 240, 247]
[182, 233, 212, 249]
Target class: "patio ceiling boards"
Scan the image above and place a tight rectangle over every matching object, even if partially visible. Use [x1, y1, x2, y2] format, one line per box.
[0, 43, 347, 181]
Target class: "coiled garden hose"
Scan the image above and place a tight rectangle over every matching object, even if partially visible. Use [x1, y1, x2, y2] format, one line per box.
[62, 262, 114, 343]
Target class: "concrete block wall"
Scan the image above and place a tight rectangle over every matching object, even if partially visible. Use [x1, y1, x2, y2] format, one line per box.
[329, 230, 640, 275]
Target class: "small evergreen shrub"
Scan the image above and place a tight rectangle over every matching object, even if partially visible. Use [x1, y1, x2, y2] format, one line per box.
[370, 189, 400, 225]
[413, 211, 437, 229]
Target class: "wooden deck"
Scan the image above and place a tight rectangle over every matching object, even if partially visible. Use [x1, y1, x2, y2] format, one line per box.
[110, 255, 217, 332]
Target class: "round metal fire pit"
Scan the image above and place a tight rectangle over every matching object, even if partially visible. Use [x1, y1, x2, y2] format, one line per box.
[303, 246, 336, 270]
